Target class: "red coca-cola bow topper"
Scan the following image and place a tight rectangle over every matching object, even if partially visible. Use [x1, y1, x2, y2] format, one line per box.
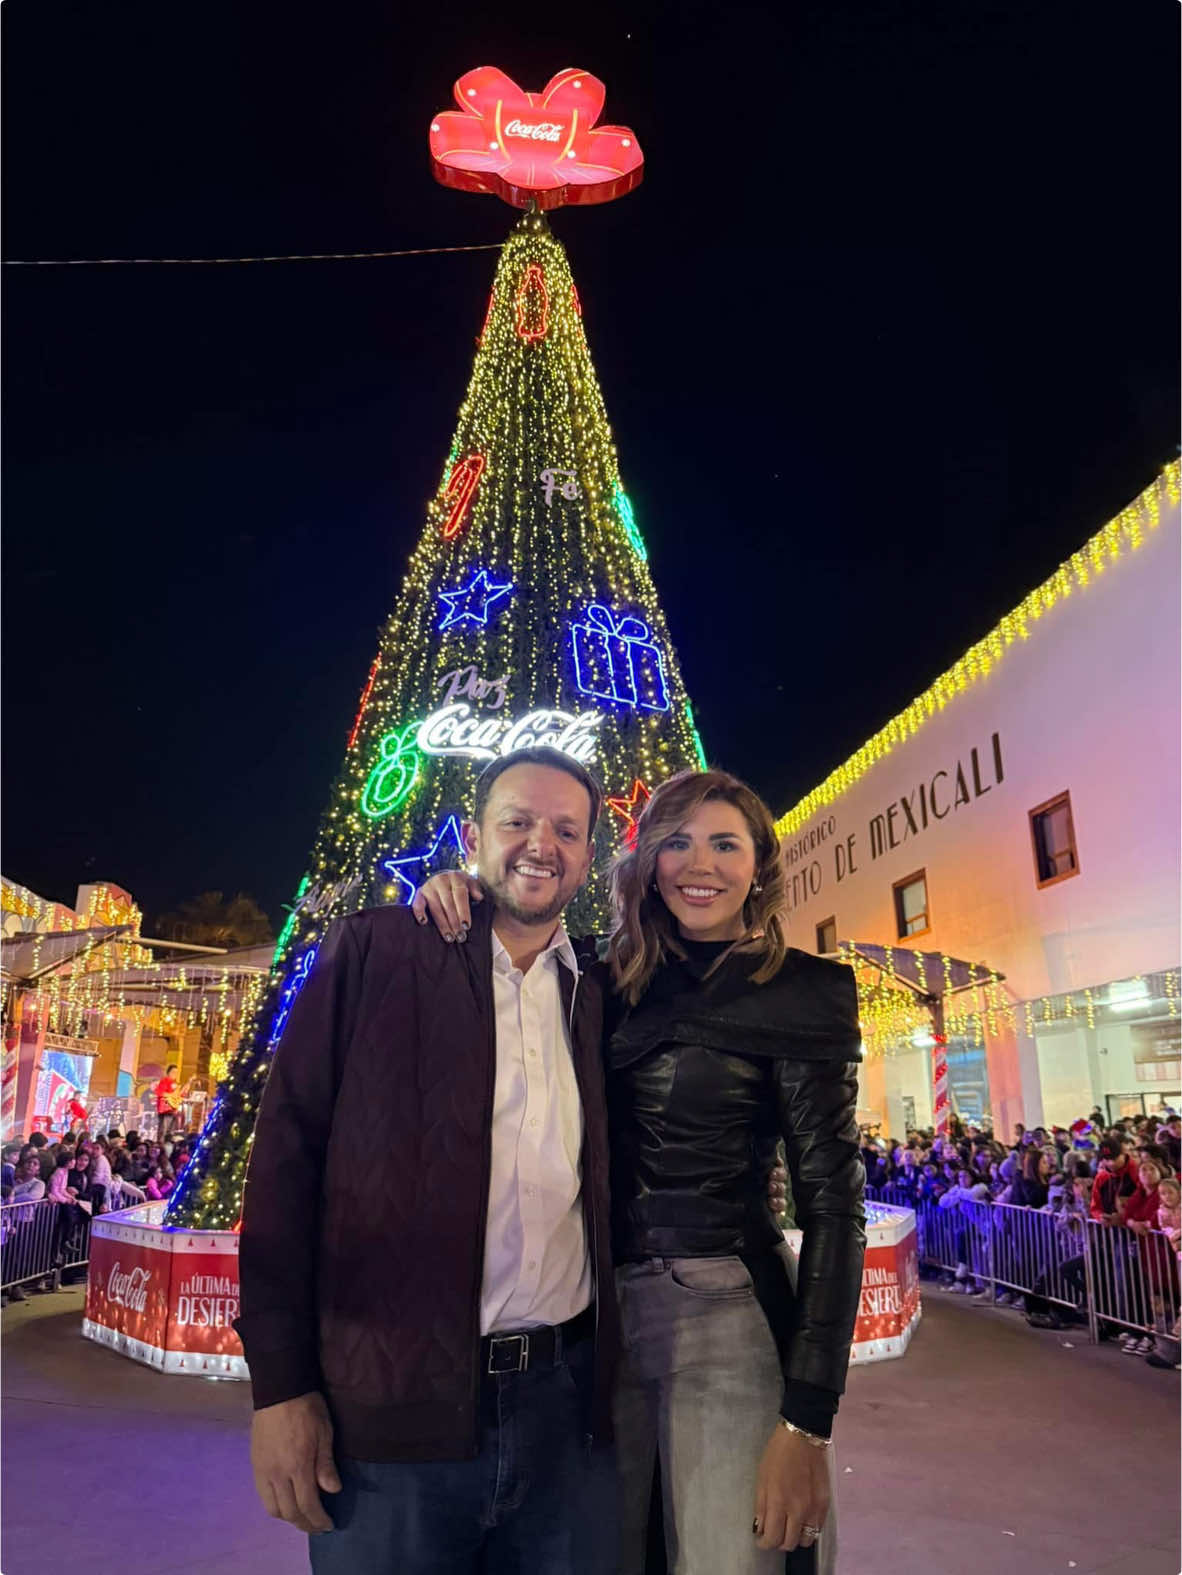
[429, 66, 644, 211]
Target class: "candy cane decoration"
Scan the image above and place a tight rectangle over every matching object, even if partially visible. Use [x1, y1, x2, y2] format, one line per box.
[932, 1031, 950, 1136]
[441, 452, 485, 540]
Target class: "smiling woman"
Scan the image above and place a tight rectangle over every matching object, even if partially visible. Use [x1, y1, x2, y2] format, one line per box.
[604, 768, 864, 1570]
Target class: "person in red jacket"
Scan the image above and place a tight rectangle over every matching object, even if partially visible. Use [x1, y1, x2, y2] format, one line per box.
[153, 1064, 186, 1142]
[65, 1089, 89, 1131]
[1090, 1138, 1139, 1223]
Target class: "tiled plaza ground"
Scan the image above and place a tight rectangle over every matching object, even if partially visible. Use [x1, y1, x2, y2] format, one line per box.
[2, 1285, 1177, 1574]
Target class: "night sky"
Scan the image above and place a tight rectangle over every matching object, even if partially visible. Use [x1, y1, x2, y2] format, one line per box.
[4, 0, 1178, 931]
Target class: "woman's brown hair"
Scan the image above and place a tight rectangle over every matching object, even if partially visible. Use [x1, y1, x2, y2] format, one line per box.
[607, 768, 789, 1006]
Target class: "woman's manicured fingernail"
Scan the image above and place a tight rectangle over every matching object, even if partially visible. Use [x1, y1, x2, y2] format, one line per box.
[444, 933, 454, 943]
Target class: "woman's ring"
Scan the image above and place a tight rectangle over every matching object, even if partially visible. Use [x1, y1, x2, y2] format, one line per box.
[801, 1525, 821, 1544]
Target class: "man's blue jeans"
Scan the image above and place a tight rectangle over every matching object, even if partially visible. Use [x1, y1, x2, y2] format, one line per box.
[309, 1333, 617, 1574]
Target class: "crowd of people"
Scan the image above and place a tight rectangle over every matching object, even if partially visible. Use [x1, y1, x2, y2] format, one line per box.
[859, 1106, 1182, 1369]
[0, 1122, 200, 1304]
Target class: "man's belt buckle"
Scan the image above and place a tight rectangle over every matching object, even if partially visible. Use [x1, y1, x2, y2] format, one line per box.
[487, 1333, 530, 1374]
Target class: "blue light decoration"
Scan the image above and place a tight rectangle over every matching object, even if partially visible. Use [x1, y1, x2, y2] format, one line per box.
[381, 815, 467, 905]
[612, 481, 648, 562]
[266, 945, 319, 1054]
[437, 569, 514, 630]
[570, 603, 669, 712]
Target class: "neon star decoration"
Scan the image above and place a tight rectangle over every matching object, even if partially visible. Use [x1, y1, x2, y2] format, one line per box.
[606, 778, 651, 848]
[442, 452, 486, 540]
[515, 263, 550, 342]
[570, 603, 670, 712]
[429, 67, 644, 211]
[361, 720, 423, 820]
[382, 815, 467, 906]
[437, 570, 515, 631]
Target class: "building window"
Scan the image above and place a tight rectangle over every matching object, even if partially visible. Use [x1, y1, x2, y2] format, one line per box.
[893, 870, 929, 939]
[1029, 792, 1079, 888]
[816, 917, 837, 955]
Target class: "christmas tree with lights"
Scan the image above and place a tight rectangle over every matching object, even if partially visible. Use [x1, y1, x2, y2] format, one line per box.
[167, 65, 706, 1228]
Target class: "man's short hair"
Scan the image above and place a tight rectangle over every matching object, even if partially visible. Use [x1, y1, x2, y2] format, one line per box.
[166, 1064, 177, 1073]
[473, 746, 602, 840]
[27, 1132, 47, 1148]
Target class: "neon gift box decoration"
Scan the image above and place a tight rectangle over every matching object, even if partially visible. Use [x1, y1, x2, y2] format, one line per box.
[570, 603, 669, 713]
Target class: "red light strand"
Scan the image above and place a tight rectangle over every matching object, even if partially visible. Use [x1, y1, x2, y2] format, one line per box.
[515, 263, 549, 343]
[442, 452, 486, 539]
[477, 288, 496, 346]
[347, 655, 381, 750]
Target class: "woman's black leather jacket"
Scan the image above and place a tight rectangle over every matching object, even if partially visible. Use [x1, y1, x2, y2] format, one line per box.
[606, 942, 866, 1400]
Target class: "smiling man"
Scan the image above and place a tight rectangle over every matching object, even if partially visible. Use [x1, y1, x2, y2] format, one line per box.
[235, 745, 620, 1575]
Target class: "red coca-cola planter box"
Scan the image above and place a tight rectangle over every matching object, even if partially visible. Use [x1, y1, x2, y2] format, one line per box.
[83, 1201, 247, 1379]
[785, 1199, 921, 1364]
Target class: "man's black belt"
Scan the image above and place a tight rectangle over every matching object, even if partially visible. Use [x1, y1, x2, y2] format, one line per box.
[482, 1304, 594, 1376]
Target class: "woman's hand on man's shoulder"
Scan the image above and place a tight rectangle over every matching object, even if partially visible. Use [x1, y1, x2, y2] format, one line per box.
[411, 872, 484, 941]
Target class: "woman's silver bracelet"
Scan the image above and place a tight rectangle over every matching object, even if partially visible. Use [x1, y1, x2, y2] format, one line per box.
[778, 1417, 833, 1450]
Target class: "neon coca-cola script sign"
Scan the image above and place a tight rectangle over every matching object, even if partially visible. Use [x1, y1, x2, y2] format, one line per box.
[417, 704, 603, 764]
[429, 67, 644, 210]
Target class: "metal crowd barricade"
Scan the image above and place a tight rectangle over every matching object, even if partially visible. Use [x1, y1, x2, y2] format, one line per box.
[866, 1185, 1181, 1345]
[1, 1198, 67, 1293]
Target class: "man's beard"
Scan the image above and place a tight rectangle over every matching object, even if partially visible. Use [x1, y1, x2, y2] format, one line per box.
[478, 870, 568, 928]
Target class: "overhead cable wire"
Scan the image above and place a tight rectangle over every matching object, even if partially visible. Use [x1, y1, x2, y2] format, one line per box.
[2, 242, 504, 267]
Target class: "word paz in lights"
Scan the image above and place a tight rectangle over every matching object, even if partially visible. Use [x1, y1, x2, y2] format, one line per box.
[429, 67, 644, 211]
[437, 569, 515, 631]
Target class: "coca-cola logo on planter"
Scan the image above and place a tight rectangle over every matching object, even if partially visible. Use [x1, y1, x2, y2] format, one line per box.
[107, 1261, 151, 1313]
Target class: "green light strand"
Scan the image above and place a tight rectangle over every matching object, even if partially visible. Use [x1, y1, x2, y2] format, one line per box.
[612, 481, 648, 562]
[685, 700, 707, 770]
[272, 875, 309, 964]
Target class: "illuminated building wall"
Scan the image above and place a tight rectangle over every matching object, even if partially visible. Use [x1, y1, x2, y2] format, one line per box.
[777, 464, 1181, 1135]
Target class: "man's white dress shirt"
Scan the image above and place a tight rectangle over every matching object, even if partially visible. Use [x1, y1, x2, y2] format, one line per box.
[480, 923, 592, 1336]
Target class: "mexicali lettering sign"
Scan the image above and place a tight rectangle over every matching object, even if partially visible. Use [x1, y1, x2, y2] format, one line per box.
[784, 731, 1005, 911]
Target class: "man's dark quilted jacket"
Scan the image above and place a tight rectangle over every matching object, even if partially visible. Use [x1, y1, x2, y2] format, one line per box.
[233, 901, 619, 1463]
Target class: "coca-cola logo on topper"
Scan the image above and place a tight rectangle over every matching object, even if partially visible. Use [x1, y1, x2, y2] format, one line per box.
[429, 66, 644, 211]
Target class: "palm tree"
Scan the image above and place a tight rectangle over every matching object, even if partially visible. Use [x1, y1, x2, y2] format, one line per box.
[156, 891, 273, 949]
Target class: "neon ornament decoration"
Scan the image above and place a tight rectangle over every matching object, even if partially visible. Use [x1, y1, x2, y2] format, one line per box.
[361, 721, 423, 821]
[429, 67, 644, 211]
[515, 263, 549, 343]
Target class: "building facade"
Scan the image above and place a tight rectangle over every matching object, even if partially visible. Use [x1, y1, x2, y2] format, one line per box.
[777, 464, 1181, 1139]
